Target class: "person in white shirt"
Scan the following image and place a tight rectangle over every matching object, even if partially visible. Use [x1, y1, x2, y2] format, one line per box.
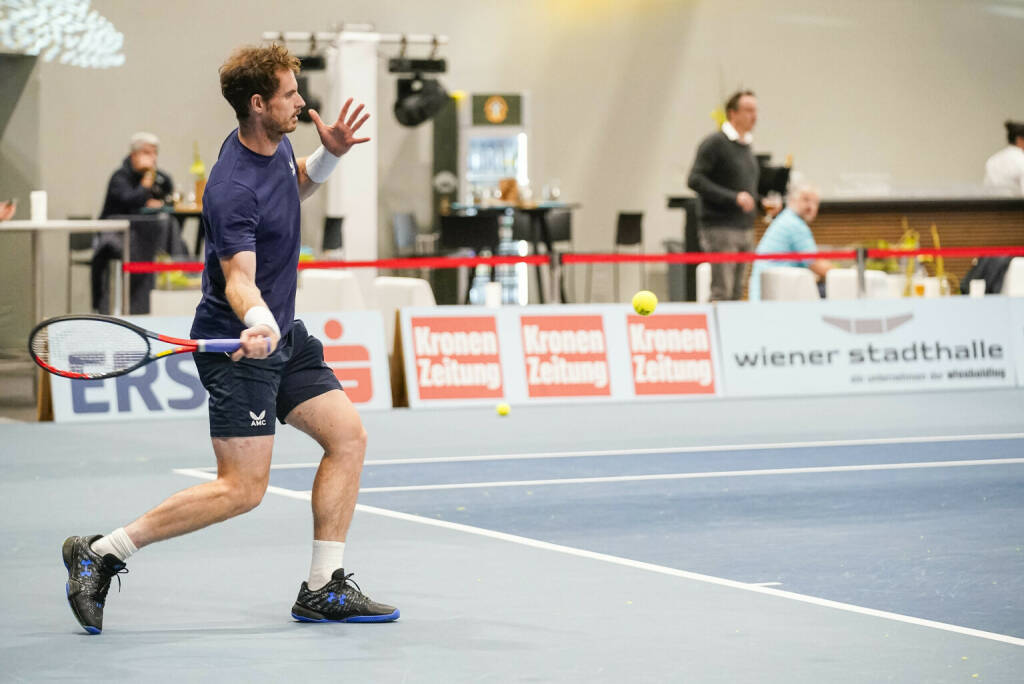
[983, 120, 1024, 195]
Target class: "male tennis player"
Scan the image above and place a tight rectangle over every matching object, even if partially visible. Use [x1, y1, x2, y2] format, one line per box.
[62, 44, 398, 633]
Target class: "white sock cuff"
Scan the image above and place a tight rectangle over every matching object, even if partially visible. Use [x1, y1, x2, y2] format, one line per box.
[308, 540, 346, 590]
[91, 527, 138, 562]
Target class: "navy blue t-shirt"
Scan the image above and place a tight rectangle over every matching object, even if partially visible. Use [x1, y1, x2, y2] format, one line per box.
[191, 130, 300, 340]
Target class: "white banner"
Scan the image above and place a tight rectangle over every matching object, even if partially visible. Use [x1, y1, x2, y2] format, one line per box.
[717, 297, 1017, 398]
[1010, 298, 1024, 388]
[398, 304, 721, 408]
[51, 312, 391, 422]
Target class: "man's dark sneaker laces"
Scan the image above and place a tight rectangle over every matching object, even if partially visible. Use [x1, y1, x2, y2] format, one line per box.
[291, 568, 400, 623]
[62, 535, 128, 635]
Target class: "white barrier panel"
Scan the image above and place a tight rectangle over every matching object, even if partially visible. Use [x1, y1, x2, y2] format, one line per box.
[717, 298, 1017, 398]
[398, 304, 720, 407]
[1011, 298, 1024, 388]
[50, 312, 391, 422]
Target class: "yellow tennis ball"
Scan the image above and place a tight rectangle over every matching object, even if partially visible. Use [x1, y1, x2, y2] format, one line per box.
[496, 402, 510, 416]
[632, 290, 658, 316]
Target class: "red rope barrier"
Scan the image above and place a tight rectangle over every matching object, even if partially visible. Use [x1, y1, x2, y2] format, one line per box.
[123, 254, 550, 274]
[122, 246, 1024, 273]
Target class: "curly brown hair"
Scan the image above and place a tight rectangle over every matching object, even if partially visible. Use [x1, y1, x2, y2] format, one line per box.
[219, 44, 301, 121]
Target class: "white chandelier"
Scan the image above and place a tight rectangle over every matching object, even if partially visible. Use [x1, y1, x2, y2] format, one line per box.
[0, 0, 125, 68]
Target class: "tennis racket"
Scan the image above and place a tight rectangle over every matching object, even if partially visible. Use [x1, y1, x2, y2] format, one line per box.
[29, 314, 246, 380]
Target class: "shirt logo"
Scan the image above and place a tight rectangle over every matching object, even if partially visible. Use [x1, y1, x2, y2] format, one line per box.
[289, 159, 296, 176]
[249, 410, 267, 426]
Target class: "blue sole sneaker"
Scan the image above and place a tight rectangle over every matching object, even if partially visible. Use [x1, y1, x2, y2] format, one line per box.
[62, 535, 128, 635]
[291, 568, 399, 623]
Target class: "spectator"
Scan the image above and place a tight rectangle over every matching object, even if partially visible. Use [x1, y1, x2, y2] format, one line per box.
[748, 184, 833, 301]
[93, 132, 186, 313]
[983, 120, 1024, 195]
[688, 90, 761, 301]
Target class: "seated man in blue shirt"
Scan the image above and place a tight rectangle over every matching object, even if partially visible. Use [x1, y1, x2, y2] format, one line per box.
[747, 184, 833, 301]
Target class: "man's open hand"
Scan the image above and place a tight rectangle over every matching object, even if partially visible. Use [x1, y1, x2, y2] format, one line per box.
[308, 98, 371, 157]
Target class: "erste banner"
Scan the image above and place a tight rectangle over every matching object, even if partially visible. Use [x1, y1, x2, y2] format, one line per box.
[50, 311, 392, 422]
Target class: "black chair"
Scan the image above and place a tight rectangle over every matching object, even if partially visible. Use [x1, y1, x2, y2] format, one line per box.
[613, 212, 644, 300]
[322, 216, 344, 253]
[440, 213, 501, 303]
[586, 212, 643, 302]
[392, 212, 439, 277]
[67, 215, 95, 312]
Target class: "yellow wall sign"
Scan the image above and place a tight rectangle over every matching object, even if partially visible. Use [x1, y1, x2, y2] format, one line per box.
[483, 95, 509, 124]
[471, 94, 522, 126]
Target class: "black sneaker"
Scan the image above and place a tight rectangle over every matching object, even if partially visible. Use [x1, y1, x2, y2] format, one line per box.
[291, 569, 400, 623]
[61, 535, 128, 634]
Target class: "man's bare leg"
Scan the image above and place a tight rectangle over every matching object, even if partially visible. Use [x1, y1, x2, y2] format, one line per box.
[283, 389, 366, 542]
[285, 388, 398, 622]
[123, 435, 274, 548]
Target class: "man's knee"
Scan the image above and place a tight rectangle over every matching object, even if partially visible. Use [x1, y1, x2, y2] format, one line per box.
[220, 476, 268, 515]
[325, 424, 367, 463]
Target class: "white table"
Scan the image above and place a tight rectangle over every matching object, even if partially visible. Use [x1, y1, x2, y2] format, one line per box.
[0, 219, 131, 320]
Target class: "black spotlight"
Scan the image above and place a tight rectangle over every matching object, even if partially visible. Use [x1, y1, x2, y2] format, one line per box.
[296, 74, 322, 124]
[393, 74, 448, 127]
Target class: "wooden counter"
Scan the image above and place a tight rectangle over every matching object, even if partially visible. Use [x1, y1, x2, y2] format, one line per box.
[669, 195, 1024, 297]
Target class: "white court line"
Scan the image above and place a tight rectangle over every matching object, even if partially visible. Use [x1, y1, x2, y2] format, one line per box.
[170, 466, 1024, 647]
[356, 458, 1024, 494]
[264, 432, 1024, 469]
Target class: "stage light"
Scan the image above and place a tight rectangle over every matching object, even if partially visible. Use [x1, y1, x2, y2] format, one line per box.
[393, 74, 448, 127]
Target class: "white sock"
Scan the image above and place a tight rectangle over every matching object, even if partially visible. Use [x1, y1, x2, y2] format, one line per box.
[307, 540, 345, 591]
[90, 527, 138, 562]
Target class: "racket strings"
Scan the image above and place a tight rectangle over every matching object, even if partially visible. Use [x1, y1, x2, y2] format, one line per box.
[33, 319, 150, 378]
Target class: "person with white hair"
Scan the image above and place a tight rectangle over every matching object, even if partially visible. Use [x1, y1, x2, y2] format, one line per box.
[92, 132, 183, 312]
[747, 183, 833, 301]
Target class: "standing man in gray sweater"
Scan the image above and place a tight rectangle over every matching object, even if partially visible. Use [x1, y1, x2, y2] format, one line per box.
[688, 90, 760, 301]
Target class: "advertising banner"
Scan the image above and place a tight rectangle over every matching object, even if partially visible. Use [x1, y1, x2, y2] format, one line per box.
[627, 313, 717, 396]
[399, 304, 720, 407]
[51, 312, 392, 422]
[520, 314, 611, 398]
[717, 298, 1017, 398]
[1010, 298, 1024, 389]
[403, 313, 504, 404]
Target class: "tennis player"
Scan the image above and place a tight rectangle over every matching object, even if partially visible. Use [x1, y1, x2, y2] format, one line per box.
[62, 44, 398, 633]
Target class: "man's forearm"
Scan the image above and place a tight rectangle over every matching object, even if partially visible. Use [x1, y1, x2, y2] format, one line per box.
[225, 279, 267, 324]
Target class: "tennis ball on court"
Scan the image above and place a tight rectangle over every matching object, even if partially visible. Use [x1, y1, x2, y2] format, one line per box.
[632, 290, 658, 316]
[496, 402, 511, 416]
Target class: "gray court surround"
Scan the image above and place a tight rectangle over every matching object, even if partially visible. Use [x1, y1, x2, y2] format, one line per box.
[1, 389, 1022, 682]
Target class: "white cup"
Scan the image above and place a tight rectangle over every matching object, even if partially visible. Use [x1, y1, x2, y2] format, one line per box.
[484, 281, 502, 308]
[969, 279, 986, 298]
[30, 190, 47, 221]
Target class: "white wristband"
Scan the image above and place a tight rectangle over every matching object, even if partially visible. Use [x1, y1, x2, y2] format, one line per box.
[243, 305, 280, 338]
[305, 145, 341, 184]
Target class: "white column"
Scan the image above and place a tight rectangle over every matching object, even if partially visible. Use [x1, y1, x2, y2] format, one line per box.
[326, 33, 378, 291]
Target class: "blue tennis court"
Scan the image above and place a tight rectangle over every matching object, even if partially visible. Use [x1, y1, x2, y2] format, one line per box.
[214, 437, 1023, 638]
[5, 389, 1024, 682]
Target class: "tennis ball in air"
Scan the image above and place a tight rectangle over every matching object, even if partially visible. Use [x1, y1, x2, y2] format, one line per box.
[496, 402, 511, 416]
[632, 290, 658, 316]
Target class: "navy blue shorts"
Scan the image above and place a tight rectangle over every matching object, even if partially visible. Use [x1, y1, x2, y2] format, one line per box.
[193, 319, 342, 438]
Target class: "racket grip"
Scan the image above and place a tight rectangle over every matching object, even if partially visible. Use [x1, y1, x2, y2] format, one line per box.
[198, 339, 243, 353]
